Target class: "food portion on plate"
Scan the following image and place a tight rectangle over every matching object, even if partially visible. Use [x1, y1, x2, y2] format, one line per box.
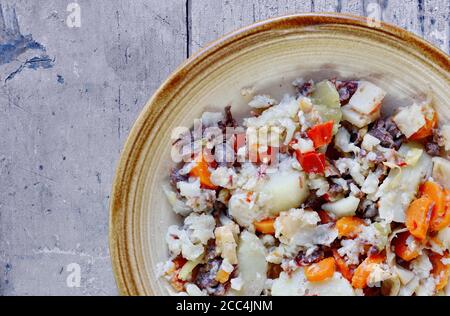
[158, 77, 450, 296]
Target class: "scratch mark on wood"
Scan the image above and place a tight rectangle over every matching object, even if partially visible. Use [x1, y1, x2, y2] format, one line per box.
[186, 0, 191, 57]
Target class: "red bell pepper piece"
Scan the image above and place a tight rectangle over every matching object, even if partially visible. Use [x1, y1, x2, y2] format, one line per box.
[295, 150, 326, 174]
[307, 120, 334, 148]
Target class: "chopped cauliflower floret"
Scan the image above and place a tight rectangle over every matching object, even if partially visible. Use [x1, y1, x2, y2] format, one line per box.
[334, 127, 360, 154]
[432, 157, 450, 188]
[275, 208, 337, 247]
[335, 158, 366, 186]
[338, 239, 364, 265]
[166, 225, 204, 261]
[201, 111, 224, 127]
[275, 208, 320, 244]
[361, 171, 379, 194]
[210, 166, 237, 189]
[367, 264, 392, 287]
[177, 179, 201, 198]
[215, 222, 240, 264]
[361, 133, 381, 151]
[184, 213, 215, 245]
[163, 185, 192, 216]
[411, 254, 433, 279]
[308, 174, 330, 196]
[248, 94, 277, 109]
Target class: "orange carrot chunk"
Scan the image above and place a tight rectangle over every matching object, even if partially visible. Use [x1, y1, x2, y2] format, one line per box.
[304, 257, 335, 282]
[189, 155, 218, 190]
[332, 249, 353, 282]
[429, 252, 450, 291]
[393, 232, 421, 261]
[351, 253, 385, 289]
[336, 216, 366, 238]
[254, 218, 276, 235]
[410, 112, 437, 140]
[421, 181, 450, 232]
[405, 196, 433, 240]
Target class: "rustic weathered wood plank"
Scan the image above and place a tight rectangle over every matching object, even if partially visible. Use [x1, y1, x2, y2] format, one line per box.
[0, 0, 186, 295]
[361, 0, 422, 36]
[312, 0, 339, 12]
[339, 0, 365, 15]
[189, 0, 313, 53]
[423, 0, 449, 53]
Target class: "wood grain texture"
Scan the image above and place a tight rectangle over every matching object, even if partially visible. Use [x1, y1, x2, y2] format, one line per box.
[0, 0, 186, 295]
[423, 0, 450, 53]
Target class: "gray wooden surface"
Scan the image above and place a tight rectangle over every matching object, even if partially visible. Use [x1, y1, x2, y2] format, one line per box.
[0, 0, 448, 296]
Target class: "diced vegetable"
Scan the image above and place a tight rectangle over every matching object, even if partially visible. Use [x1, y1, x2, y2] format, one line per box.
[307, 121, 334, 148]
[295, 150, 326, 174]
[189, 156, 218, 190]
[410, 112, 437, 140]
[429, 252, 450, 291]
[271, 269, 308, 296]
[235, 231, 268, 296]
[215, 269, 230, 284]
[307, 272, 355, 296]
[377, 143, 432, 223]
[437, 227, 450, 251]
[347, 81, 386, 115]
[420, 181, 449, 232]
[259, 169, 309, 216]
[393, 232, 420, 261]
[170, 272, 186, 292]
[311, 80, 340, 108]
[304, 257, 336, 282]
[178, 257, 202, 281]
[314, 104, 342, 133]
[432, 157, 450, 188]
[322, 196, 360, 218]
[405, 196, 433, 240]
[351, 253, 385, 289]
[332, 249, 353, 281]
[254, 218, 276, 235]
[393, 104, 426, 138]
[336, 216, 366, 238]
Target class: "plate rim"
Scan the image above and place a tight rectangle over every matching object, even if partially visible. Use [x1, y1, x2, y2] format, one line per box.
[109, 12, 450, 296]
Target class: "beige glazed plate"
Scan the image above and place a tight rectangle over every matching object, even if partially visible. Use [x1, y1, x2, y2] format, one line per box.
[109, 13, 450, 296]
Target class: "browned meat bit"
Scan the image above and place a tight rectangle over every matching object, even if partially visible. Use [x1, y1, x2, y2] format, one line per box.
[218, 105, 236, 132]
[195, 258, 228, 295]
[425, 137, 441, 156]
[297, 79, 314, 97]
[212, 201, 228, 225]
[295, 248, 325, 266]
[170, 167, 188, 187]
[329, 182, 344, 195]
[368, 118, 404, 149]
[334, 80, 358, 105]
[204, 239, 218, 261]
[267, 263, 283, 279]
[302, 193, 326, 211]
[361, 202, 378, 219]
